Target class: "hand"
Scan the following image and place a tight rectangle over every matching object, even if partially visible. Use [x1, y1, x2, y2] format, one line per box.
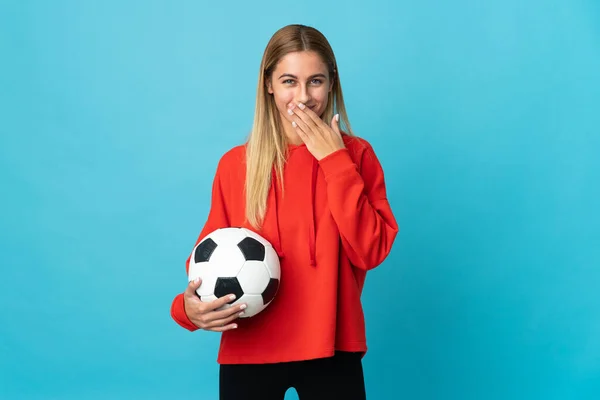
[287, 102, 345, 161]
[184, 278, 246, 332]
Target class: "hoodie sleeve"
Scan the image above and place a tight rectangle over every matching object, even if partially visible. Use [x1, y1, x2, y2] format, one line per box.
[170, 160, 231, 331]
[318, 142, 398, 271]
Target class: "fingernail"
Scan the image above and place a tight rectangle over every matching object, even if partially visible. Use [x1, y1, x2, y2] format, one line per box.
[292, 121, 297, 128]
[298, 103, 305, 109]
[232, 324, 238, 329]
[287, 108, 293, 115]
[239, 304, 247, 310]
[336, 114, 340, 122]
[229, 294, 236, 301]
[239, 312, 245, 316]
[194, 277, 200, 283]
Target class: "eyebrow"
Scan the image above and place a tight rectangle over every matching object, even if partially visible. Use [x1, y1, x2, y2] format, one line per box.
[278, 73, 327, 80]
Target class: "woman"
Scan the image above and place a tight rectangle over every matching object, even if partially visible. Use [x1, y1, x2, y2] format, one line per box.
[170, 24, 398, 399]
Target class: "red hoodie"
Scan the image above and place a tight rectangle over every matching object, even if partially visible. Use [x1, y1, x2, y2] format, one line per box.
[170, 134, 398, 364]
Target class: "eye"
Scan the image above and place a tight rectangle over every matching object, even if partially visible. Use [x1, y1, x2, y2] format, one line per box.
[311, 79, 323, 85]
[283, 79, 295, 84]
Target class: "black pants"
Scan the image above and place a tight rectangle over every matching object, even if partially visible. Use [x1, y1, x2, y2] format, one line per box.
[219, 351, 367, 400]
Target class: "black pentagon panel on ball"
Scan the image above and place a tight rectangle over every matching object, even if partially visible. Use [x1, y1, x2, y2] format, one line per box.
[237, 237, 265, 261]
[262, 278, 279, 305]
[214, 277, 244, 304]
[194, 238, 218, 263]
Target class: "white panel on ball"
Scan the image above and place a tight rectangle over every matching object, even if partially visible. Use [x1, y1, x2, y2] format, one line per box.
[208, 227, 247, 246]
[237, 261, 271, 294]
[208, 242, 246, 277]
[189, 261, 220, 297]
[264, 247, 281, 280]
[239, 294, 266, 318]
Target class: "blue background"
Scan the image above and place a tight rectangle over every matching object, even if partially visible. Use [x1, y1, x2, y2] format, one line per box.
[1, 0, 599, 399]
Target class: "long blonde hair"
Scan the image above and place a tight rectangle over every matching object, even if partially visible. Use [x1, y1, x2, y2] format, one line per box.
[245, 24, 353, 229]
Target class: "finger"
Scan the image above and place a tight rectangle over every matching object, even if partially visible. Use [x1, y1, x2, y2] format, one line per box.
[291, 119, 314, 146]
[294, 121, 310, 144]
[330, 113, 341, 136]
[204, 301, 247, 321]
[290, 105, 319, 131]
[206, 322, 238, 332]
[205, 308, 245, 329]
[297, 103, 325, 126]
[198, 293, 237, 313]
[185, 277, 202, 296]
[290, 113, 312, 138]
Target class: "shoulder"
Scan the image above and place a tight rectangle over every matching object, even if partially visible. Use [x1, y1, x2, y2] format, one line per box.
[341, 133, 377, 163]
[342, 132, 374, 150]
[215, 144, 246, 171]
[209, 144, 247, 190]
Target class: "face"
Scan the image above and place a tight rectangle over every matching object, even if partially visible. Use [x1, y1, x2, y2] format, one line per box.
[267, 51, 333, 127]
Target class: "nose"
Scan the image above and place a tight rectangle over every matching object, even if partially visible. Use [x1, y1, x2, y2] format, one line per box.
[295, 84, 311, 105]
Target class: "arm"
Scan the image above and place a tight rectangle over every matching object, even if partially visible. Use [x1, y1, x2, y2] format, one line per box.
[319, 143, 398, 271]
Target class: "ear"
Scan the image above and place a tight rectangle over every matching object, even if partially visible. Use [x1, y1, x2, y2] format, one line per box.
[266, 79, 273, 94]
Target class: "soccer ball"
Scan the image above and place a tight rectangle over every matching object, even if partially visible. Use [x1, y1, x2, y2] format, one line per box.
[188, 227, 281, 318]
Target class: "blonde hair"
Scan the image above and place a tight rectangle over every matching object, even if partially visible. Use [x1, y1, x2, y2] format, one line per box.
[245, 24, 354, 229]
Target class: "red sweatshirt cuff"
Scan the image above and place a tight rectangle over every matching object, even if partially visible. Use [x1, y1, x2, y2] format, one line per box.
[318, 148, 357, 179]
[171, 293, 199, 331]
